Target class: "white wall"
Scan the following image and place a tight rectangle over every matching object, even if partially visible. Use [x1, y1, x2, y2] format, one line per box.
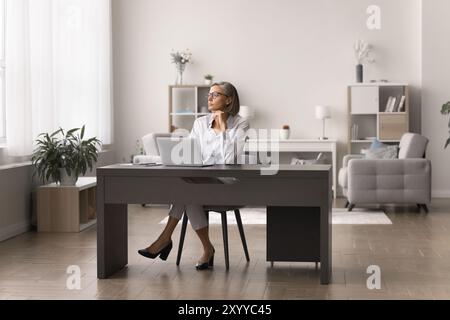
[112, 0, 422, 165]
[422, 0, 450, 198]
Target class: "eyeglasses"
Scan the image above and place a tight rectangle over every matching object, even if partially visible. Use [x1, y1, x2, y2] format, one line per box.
[208, 92, 227, 100]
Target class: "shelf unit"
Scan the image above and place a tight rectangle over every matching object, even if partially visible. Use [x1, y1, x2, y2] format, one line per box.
[169, 85, 212, 132]
[37, 177, 97, 233]
[347, 83, 410, 154]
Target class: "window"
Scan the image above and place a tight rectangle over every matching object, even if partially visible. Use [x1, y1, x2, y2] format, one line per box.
[0, 0, 5, 141]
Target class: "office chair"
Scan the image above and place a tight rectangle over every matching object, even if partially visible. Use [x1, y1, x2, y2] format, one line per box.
[176, 207, 250, 270]
[176, 154, 256, 269]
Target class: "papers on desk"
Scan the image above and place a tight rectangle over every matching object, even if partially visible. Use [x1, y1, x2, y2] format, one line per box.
[119, 163, 161, 167]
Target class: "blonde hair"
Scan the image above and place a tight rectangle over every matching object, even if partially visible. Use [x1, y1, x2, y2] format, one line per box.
[211, 82, 240, 116]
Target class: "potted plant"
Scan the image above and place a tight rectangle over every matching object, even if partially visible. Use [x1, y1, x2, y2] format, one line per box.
[442, 101, 450, 149]
[204, 74, 214, 85]
[280, 125, 290, 140]
[31, 125, 102, 186]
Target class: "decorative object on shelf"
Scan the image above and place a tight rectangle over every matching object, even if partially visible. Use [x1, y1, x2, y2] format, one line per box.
[354, 40, 375, 83]
[315, 105, 331, 140]
[170, 49, 193, 85]
[204, 74, 214, 85]
[351, 124, 359, 141]
[31, 125, 102, 186]
[442, 101, 450, 149]
[280, 125, 290, 140]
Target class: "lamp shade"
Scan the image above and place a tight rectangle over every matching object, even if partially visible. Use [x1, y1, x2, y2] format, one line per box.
[315, 105, 331, 120]
[239, 105, 254, 119]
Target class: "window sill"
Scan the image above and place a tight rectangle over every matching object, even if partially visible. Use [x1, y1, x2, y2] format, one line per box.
[0, 161, 32, 171]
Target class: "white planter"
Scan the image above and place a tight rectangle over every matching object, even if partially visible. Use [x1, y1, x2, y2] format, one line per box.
[204, 79, 212, 85]
[59, 168, 78, 186]
[280, 129, 290, 140]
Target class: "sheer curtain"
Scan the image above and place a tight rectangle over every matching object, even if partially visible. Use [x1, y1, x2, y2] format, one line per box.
[5, 0, 112, 157]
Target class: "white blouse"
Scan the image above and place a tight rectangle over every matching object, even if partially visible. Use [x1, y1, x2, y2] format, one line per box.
[190, 113, 250, 165]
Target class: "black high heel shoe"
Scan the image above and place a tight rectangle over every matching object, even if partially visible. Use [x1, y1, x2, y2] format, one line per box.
[138, 241, 173, 261]
[195, 248, 215, 270]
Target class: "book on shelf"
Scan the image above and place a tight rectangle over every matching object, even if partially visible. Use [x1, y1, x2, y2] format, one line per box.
[397, 95, 406, 112]
[384, 97, 393, 112]
[385, 96, 405, 113]
[389, 97, 397, 112]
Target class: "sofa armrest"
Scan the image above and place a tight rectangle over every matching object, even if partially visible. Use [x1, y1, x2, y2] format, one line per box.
[347, 159, 432, 205]
[343, 154, 364, 168]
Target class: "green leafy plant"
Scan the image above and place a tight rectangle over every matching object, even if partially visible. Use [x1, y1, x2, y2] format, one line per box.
[204, 74, 214, 81]
[442, 101, 450, 149]
[31, 125, 102, 184]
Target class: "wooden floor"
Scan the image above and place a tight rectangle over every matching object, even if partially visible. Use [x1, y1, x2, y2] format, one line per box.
[1, 198, 450, 300]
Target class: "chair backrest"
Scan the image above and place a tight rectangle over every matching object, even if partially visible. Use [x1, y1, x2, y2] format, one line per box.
[398, 133, 429, 159]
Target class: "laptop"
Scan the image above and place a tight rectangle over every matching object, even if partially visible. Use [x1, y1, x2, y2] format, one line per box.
[156, 137, 213, 167]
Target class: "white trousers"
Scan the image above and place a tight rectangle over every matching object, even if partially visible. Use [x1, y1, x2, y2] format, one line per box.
[169, 204, 208, 231]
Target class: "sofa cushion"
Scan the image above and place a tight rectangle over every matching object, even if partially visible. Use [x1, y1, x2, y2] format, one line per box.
[347, 159, 432, 204]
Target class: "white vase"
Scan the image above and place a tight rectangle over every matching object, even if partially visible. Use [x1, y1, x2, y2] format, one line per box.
[59, 168, 78, 186]
[204, 79, 212, 85]
[280, 129, 290, 140]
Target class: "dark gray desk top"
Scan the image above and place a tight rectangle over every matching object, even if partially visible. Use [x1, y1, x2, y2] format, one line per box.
[97, 164, 332, 179]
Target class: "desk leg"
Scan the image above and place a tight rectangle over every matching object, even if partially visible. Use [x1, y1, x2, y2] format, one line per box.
[320, 202, 332, 285]
[332, 146, 337, 200]
[97, 176, 128, 279]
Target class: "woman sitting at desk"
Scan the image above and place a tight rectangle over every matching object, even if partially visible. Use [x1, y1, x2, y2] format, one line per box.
[138, 82, 250, 270]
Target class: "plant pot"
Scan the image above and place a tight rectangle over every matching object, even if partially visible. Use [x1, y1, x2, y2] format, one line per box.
[280, 129, 290, 140]
[59, 169, 78, 186]
[204, 79, 212, 85]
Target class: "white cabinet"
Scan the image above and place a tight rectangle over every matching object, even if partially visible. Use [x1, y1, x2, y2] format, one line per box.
[350, 86, 379, 114]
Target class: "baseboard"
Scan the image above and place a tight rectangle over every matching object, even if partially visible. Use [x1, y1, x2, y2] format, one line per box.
[0, 221, 31, 242]
[432, 190, 450, 199]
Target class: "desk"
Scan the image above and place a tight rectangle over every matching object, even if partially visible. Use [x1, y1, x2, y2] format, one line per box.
[97, 164, 332, 284]
[245, 139, 337, 199]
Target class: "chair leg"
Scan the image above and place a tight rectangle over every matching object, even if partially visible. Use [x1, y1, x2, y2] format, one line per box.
[345, 201, 350, 209]
[176, 213, 189, 266]
[348, 203, 355, 212]
[221, 212, 230, 270]
[418, 204, 429, 214]
[235, 210, 250, 262]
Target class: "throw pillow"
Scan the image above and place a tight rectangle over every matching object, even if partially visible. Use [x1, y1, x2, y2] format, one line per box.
[363, 145, 399, 160]
[370, 139, 388, 150]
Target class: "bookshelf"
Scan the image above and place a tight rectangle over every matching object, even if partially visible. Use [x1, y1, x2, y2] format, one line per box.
[169, 85, 212, 132]
[347, 83, 410, 154]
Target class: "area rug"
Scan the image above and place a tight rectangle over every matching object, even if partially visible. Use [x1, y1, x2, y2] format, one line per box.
[159, 207, 392, 225]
